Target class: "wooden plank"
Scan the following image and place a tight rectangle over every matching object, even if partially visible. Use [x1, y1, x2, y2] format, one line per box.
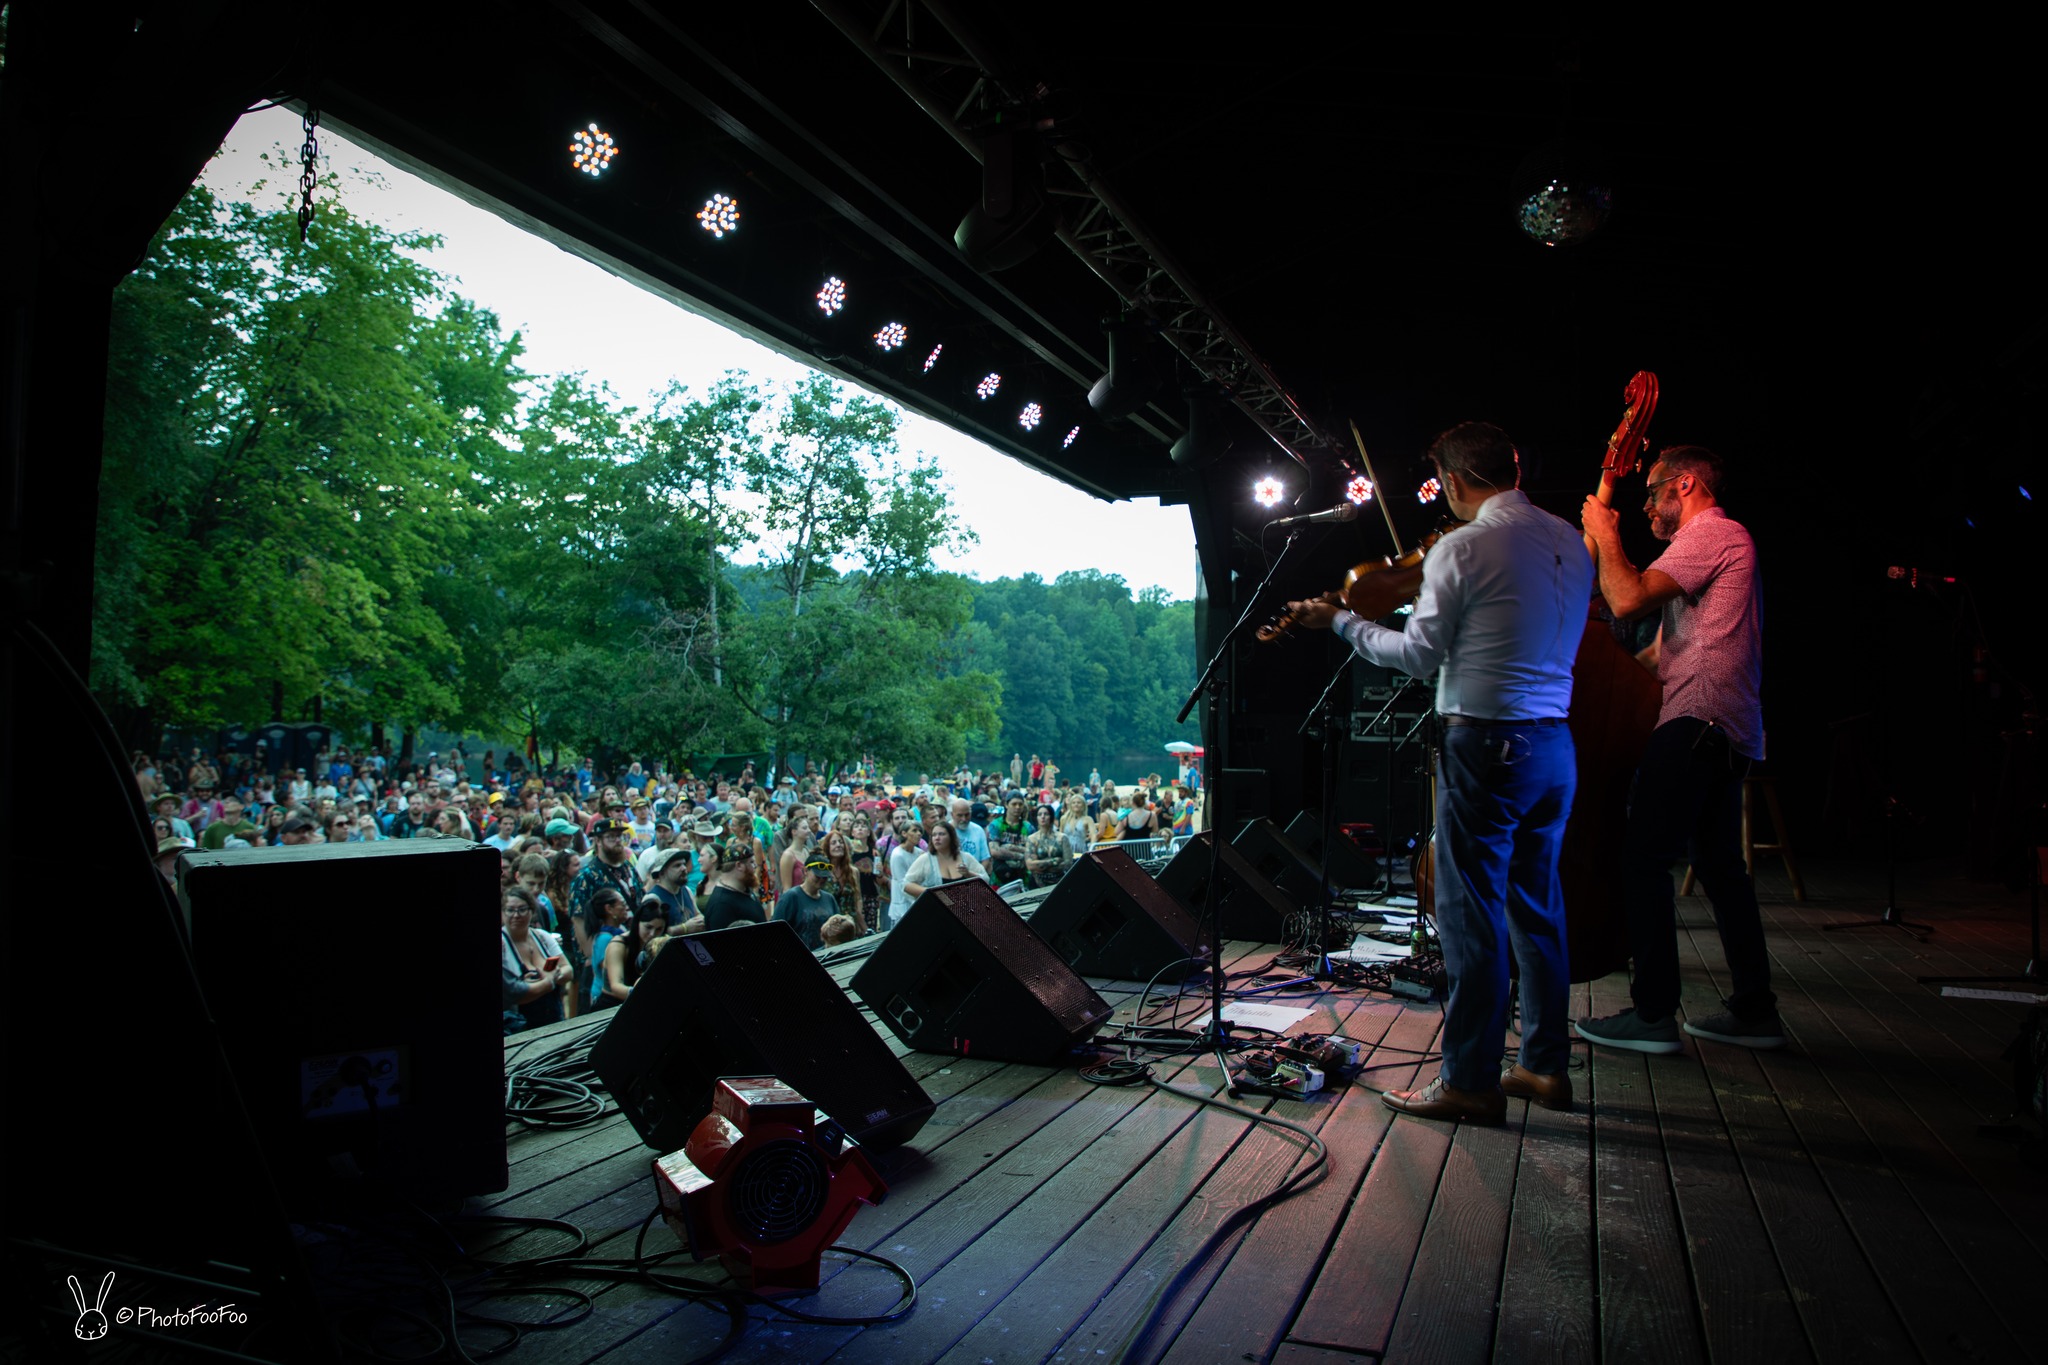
[1287, 1003, 1456, 1355]
[1585, 970, 1708, 1365]
[1378, 1099, 1525, 1364]
[1723, 903, 2047, 1360]
[612, 946, 1277, 1363]
[1004, 993, 1423, 1364]
[1669, 912, 1913, 1364]
[1492, 979, 1596, 1365]
[1160, 1002, 1430, 1362]
[1679, 900, 2031, 1358]
[1643, 944, 1810, 1363]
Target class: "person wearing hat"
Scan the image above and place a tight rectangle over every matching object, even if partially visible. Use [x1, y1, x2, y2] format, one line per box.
[699, 841, 766, 932]
[627, 798, 656, 851]
[199, 797, 260, 851]
[642, 844, 699, 929]
[685, 819, 721, 897]
[775, 857, 841, 951]
[543, 817, 578, 851]
[634, 818, 680, 879]
[181, 782, 224, 833]
[154, 836, 191, 886]
[153, 793, 195, 842]
[568, 817, 645, 944]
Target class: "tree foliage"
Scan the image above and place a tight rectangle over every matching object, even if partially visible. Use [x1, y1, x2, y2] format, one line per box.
[94, 173, 1190, 774]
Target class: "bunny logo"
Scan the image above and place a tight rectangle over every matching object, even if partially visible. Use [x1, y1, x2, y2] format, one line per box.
[69, 1271, 114, 1341]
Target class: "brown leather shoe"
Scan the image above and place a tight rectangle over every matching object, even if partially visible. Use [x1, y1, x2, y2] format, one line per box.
[1381, 1075, 1506, 1125]
[1501, 1064, 1573, 1111]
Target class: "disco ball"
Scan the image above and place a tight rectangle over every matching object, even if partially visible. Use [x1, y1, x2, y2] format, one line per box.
[1516, 180, 1613, 247]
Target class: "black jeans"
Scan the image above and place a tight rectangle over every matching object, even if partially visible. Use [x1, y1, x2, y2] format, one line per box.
[1625, 717, 1777, 1022]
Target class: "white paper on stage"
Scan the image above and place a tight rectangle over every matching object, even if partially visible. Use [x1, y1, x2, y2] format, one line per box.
[1187, 1002, 1316, 1032]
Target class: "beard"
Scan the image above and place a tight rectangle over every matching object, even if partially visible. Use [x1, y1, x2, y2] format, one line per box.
[1649, 502, 1679, 541]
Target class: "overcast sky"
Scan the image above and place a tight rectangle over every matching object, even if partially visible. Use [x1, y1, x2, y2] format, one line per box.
[202, 108, 1197, 599]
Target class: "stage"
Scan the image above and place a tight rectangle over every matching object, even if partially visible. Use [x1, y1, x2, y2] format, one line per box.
[475, 861, 2048, 1363]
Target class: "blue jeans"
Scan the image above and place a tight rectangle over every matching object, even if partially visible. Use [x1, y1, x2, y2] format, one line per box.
[1625, 717, 1776, 1021]
[1433, 722, 1576, 1090]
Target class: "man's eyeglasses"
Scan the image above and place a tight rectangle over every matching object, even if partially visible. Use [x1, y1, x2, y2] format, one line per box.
[1643, 472, 1686, 501]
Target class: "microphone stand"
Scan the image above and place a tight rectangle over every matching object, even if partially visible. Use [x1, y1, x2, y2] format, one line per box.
[1298, 652, 1354, 980]
[1176, 530, 1302, 1088]
[1360, 675, 1423, 898]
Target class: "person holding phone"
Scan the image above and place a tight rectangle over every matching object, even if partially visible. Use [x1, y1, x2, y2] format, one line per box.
[501, 886, 569, 1034]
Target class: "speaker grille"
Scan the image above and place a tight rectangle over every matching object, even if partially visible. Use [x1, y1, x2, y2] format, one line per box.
[729, 1139, 830, 1244]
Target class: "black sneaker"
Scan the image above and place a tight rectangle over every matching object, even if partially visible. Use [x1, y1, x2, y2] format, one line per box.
[1574, 1009, 1684, 1055]
[1682, 1010, 1786, 1049]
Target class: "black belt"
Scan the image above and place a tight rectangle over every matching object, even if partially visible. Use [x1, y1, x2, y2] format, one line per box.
[1441, 713, 1567, 728]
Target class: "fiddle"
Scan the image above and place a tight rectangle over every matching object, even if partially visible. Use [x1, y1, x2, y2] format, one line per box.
[1256, 528, 1451, 642]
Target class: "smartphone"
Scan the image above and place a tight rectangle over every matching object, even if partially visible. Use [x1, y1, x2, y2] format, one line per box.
[542, 955, 562, 972]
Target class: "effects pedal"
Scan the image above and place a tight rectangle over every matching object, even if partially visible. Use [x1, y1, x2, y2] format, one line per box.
[1233, 1050, 1325, 1098]
[1388, 951, 1447, 1001]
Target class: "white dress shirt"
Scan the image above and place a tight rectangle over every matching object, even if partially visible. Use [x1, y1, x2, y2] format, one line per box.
[1333, 489, 1592, 721]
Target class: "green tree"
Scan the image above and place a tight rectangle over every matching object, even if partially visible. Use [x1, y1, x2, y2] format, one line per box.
[95, 181, 527, 746]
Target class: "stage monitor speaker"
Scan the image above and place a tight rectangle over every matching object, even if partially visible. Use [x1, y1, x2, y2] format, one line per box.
[1283, 811, 1382, 891]
[178, 840, 508, 1198]
[1155, 831, 1296, 943]
[1232, 817, 1327, 902]
[852, 879, 1113, 1064]
[591, 919, 934, 1153]
[1026, 847, 1209, 982]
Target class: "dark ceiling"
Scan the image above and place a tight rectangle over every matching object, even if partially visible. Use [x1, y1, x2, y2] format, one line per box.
[293, 5, 2034, 564]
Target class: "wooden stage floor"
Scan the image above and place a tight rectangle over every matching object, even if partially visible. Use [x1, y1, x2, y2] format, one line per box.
[484, 859, 2048, 1363]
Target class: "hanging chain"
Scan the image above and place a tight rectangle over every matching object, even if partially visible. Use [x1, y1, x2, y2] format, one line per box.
[297, 106, 321, 244]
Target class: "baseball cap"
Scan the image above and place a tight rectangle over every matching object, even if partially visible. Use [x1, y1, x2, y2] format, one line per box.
[544, 818, 578, 837]
[590, 818, 628, 838]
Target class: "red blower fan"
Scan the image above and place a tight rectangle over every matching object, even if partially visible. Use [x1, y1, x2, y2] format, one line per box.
[652, 1077, 887, 1295]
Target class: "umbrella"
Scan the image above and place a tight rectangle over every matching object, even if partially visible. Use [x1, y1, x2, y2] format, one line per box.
[1163, 742, 1204, 755]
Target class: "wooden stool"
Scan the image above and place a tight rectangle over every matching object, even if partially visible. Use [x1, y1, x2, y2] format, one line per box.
[1682, 774, 1807, 902]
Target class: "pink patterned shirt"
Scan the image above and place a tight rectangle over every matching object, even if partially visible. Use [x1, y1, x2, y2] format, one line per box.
[1649, 507, 1764, 759]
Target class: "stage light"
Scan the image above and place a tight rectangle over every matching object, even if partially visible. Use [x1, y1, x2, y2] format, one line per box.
[1087, 320, 1165, 418]
[923, 344, 943, 372]
[816, 276, 846, 316]
[1063, 426, 1080, 449]
[1418, 477, 1442, 504]
[1346, 475, 1374, 505]
[1253, 476, 1285, 509]
[696, 193, 739, 238]
[874, 322, 907, 351]
[976, 373, 1001, 400]
[570, 124, 617, 177]
[1019, 402, 1043, 431]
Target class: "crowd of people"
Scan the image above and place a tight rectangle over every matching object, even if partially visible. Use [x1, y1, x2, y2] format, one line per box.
[140, 744, 1205, 1035]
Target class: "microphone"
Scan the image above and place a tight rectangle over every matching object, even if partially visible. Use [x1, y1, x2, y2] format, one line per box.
[1885, 566, 1956, 587]
[1268, 503, 1361, 530]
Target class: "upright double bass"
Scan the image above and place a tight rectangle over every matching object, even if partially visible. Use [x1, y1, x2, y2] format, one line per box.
[1556, 371, 1664, 982]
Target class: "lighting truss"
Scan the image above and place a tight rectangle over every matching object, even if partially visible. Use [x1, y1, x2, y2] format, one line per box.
[812, 0, 1329, 471]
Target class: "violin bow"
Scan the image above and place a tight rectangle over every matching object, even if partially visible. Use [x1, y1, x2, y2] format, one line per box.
[1349, 420, 1405, 558]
